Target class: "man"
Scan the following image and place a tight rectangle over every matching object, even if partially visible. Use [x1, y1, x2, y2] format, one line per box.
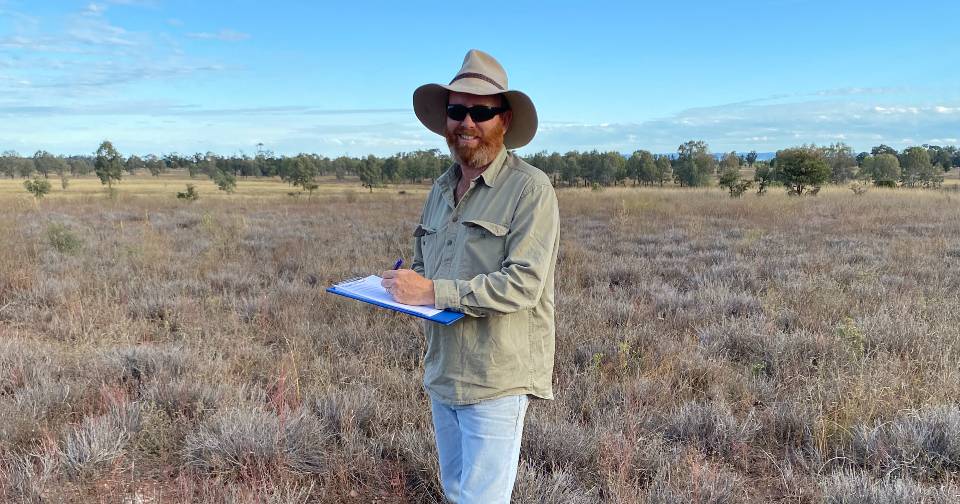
[380, 49, 560, 503]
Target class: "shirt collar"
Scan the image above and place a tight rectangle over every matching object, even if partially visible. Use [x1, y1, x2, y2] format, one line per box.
[475, 147, 509, 188]
[437, 146, 509, 200]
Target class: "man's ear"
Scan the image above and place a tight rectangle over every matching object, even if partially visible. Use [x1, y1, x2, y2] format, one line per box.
[501, 109, 513, 131]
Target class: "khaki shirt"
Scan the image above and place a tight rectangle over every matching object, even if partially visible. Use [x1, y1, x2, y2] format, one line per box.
[412, 147, 560, 405]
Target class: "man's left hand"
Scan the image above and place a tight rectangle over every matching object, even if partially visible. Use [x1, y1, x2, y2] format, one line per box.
[380, 269, 435, 305]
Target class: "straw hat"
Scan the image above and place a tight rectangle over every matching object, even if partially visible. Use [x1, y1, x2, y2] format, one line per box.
[413, 49, 537, 149]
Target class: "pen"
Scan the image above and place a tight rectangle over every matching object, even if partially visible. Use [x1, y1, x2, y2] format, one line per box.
[393, 258, 403, 270]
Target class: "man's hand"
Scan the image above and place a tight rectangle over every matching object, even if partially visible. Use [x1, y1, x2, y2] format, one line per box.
[380, 269, 435, 305]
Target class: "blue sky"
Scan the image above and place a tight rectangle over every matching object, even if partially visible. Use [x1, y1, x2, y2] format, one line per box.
[1, 0, 958, 157]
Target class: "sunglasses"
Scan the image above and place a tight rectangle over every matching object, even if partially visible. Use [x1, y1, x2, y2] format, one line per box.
[446, 104, 508, 123]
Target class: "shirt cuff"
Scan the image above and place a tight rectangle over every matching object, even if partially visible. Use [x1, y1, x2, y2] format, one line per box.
[433, 279, 461, 311]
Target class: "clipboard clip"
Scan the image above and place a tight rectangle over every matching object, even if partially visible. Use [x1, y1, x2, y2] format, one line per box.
[334, 276, 364, 288]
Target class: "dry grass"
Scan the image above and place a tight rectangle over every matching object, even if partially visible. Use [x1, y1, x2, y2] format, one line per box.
[1, 178, 960, 502]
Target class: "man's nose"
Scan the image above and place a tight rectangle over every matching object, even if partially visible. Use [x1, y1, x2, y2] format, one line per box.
[459, 111, 476, 128]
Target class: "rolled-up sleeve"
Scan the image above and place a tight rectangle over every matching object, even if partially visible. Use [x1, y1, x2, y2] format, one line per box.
[433, 182, 559, 317]
[411, 215, 426, 276]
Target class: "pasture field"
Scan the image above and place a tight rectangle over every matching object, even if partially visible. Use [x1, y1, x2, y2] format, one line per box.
[1, 177, 960, 503]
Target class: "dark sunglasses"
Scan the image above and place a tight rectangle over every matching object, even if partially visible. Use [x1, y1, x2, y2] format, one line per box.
[446, 104, 508, 122]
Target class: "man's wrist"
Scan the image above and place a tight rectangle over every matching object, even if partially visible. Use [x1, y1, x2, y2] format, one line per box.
[432, 279, 460, 311]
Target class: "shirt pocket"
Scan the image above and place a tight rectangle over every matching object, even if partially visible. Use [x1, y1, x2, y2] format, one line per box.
[415, 224, 441, 278]
[459, 219, 509, 278]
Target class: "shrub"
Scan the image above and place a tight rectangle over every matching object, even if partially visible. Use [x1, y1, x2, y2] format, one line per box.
[850, 181, 869, 195]
[45, 223, 83, 254]
[181, 405, 329, 478]
[24, 177, 51, 199]
[645, 461, 744, 503]
[522, 417, 598, 471]
[182, 406, 284, 477]
[61, 404, 140, 480]
[212, 169, 237, 194]
[512, 462, 600, 503]
[849, 406, 960, 479]
[311, 388, 377, 440]
[661, 401, 756, 460]
[821, 471, 957, 504]
[176, 184, 199, 201]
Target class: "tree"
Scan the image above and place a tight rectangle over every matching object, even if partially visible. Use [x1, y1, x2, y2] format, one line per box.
[926, 145, 952, 171]
[68, 157, 94, 176]
[24, 177, 52, 199]
[774, 146, 829, 195]
[285, 155, 319, 195]
[211, 168, 237, 193]
[546, 152, 563, 185]
[561, 151, 580, 186]
[33, 150, 59, 177]
[745, 150, 758, 167]
[718, 167, 751, 197]
[754, 163, 774, 195]
[653, 155, 672, 186]
[357, 155, 383, 192]
[822, 142, 857, 183]
[163, 153, 187, 172]
[16, 157, 34, 178]
[381, 155, 404, 183]
[673, 140, 715, 187]
[144, 154, 164, 176]
[125, 155, 145, 175]
[720, 151, 740, 173]
[900, 146, 941, 188]
[0, 150, 18, 179]
[625, 150, 655, 186]
[871, 144, 897, 157]
[625, 151, 643, 186]
[860, 154, 900, 186]
[604, 151, 627, 186]
[94, 140, 124, 189]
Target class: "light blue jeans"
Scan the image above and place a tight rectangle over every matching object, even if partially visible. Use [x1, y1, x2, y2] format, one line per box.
[430, 394, 530, 504]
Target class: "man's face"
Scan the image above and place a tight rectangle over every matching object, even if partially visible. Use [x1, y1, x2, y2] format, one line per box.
[444, 91, 512, 169]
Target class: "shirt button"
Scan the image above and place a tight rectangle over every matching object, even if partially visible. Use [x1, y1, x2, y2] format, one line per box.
[446, 239, 453, 246]
[452, 215, 458, 222]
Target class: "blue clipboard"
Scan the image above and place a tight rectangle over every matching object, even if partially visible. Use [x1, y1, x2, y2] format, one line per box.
[326, 277, 465, 326]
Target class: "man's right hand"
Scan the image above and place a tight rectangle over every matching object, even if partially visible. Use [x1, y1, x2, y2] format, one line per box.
[380, 269, 435, 306]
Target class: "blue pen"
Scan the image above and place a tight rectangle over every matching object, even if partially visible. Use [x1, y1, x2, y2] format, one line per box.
[393, 258, 403, 270]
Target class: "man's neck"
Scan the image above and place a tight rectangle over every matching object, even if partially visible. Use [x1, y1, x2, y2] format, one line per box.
[459, 161, 492, 183]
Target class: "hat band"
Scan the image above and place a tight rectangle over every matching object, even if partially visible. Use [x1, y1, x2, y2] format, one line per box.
[449, 72, 504, 91]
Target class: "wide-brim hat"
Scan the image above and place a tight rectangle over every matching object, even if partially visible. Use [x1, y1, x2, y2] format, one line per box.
[413, 49, 537, 149]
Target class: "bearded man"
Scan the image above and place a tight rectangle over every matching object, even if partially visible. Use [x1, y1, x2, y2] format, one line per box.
[379, 49, 560, 503]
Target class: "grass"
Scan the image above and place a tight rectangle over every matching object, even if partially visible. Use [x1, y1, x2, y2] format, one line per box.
[0, 172, 429, 200]
[1, 175, 960, 502]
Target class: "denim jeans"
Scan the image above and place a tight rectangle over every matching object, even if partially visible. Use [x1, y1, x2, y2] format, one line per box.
[430, 394, 530, 504]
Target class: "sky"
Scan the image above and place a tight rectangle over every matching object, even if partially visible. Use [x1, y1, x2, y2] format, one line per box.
[1, 0, 958, 158]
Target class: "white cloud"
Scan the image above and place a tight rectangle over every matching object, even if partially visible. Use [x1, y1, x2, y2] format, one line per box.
[526, 98, 960, 154]
[187, 29, 250, 42]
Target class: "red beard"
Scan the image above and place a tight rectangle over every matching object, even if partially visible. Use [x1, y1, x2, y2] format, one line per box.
[444, 121, 506, 169]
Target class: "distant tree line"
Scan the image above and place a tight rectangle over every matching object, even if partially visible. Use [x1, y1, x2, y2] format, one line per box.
[2, 140, 957, 196]
[523, 142, 958, 192]
[0, 144, 453, 194]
